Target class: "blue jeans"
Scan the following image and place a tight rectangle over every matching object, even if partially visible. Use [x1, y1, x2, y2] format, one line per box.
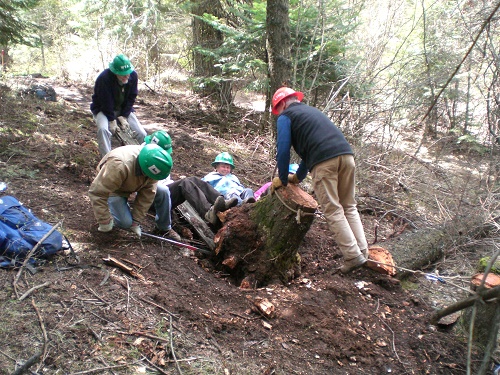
[94, 111, 147, 156]
[108, 185, 172, 230]
[227, 188, 255, 206]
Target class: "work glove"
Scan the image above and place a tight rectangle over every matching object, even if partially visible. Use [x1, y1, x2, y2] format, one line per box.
[108, 120, 118, 135]
[117, 116, 129, 128]
[129, 222, 142, 238]
[98, 218, 114, 232]
[270, 177, 283, 194]
[288, 173, 300, 184]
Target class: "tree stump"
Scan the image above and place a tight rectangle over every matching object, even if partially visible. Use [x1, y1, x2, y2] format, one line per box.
[213, 184, 318, 288]
[461, 273, 500, 349]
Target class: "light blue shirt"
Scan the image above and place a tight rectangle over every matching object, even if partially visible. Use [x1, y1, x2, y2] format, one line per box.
[202, 172, 245, 199]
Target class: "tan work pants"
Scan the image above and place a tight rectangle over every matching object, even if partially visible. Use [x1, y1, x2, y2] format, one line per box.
[311, 155, 368, 261]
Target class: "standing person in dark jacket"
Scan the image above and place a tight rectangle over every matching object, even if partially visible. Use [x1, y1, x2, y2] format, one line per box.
[270, 87, 368, 274]
[90, 54, 147, 156]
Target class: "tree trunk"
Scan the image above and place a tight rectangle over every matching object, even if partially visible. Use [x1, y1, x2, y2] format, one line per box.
[373, 214, 491, 278]
[214, 184, 317, 287]
[191, 0, 230, 101]
[266, 0, 292, 135]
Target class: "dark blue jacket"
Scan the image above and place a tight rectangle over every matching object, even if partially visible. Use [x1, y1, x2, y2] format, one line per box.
[90, 69, 138, 121]
[276, 102, 353, 184]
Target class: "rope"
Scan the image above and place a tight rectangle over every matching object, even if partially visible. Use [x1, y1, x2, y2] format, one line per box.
[270, 162, 318, 224]
[272, 186, 317, 224]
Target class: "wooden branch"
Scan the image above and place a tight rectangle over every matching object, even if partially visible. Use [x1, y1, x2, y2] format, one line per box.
[170, 315, 183, 375]
[103, 256, 145, 280]
[19, 281, 51, 301]
[11, 350, 42, 375]
[65, 362, 137, 374]
[140, 355, 169, 375]
[421, 0, 500, 123]
[139, 297, 179, 319]
[430, 285, 500, 325]
[31, 298, 48, 372]
[13, 221, 63, 288]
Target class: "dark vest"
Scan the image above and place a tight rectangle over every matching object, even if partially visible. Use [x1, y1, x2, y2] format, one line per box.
[282, 102, 353, 171]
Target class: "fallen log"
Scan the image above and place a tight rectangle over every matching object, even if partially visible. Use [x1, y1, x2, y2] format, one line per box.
[213, 184, 318, 287]
[430, 284, 500, 325]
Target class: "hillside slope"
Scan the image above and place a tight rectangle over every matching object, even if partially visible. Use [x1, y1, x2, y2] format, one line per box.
[0, 79, 481, 374]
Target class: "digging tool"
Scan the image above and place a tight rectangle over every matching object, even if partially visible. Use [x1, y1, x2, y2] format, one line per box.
[141, 232, 212, 255]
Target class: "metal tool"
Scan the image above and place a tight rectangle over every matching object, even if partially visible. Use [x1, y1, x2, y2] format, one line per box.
[141, 232, 212, 255]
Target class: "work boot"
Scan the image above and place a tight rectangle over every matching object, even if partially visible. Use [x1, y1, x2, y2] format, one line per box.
[242, 197, 256, 204]
[165, 228, 182, 242]
[340, 254, 367, 274]
[361, 248, 369, 259]
[224, 197, 238, 210]
[152, 227, 182, 242]
[213, 196, 227, 213]
[204, 206, 219, 225]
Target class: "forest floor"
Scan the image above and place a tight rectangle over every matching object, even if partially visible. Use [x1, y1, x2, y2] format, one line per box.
[0, 77, 493, 374]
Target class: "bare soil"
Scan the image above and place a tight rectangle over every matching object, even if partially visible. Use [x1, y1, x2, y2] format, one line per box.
[0, 78, 482, 374]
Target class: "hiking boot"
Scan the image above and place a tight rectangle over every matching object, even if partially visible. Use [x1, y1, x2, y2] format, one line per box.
[165, 228, 182, 242]
[204, 206, 219, 225]
[213, 196, 227, 213]
[340, 254, 367, 274]
[242, 197, 256, 204]
[152, 227, 182, 242]
[224, 197, 238, 210]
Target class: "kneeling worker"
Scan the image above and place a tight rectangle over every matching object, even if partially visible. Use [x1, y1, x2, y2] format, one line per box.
[88, 144, 173, 238]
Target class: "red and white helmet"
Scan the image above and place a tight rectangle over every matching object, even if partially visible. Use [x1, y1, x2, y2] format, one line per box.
[271, 87, 304, 115]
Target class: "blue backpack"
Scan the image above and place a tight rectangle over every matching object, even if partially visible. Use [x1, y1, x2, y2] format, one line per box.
[0, 195, 63, 267]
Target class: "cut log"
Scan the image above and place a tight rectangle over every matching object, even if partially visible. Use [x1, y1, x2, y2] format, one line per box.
[366, 246, 397, 276]
[213, 184, 318, 287]
[252, 297, 276, 318]
[375, 227, 446, 278]
[103, 256, 145, 281]
[373, 214, 491, 278]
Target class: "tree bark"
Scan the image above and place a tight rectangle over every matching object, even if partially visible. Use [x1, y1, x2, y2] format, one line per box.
[214, 184, 317, 287]
[191, 0, 230, 102]
[266, 0, 292, 131]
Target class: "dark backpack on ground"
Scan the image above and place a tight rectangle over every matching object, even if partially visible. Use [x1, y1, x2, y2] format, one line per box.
[0, 195, 63, 267]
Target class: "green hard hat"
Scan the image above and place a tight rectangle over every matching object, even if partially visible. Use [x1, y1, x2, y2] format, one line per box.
[138, 144, 173, 180]
[211, 152, 234, 169]
[144, 130, 172, 155]
[109, 54, 134, 75]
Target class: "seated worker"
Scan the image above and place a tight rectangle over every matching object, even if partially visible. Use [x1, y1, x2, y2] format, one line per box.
[163, 176, 237, 226]
[90, 54, 147, 156]
[88, 144, 173, 238]
[146, 130, 238, 227]
[202, 152, 255, 206]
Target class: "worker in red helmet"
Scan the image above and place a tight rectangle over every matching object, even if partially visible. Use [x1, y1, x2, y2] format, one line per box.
[270, 87, 368, 274]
